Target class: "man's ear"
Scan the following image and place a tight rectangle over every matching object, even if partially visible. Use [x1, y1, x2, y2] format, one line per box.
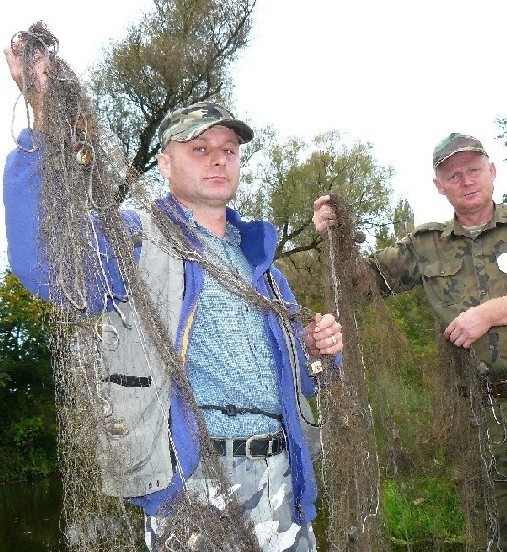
[490, 161, 497, 182]
[157, 150, 171, 180]
[433, 176, 444, 196]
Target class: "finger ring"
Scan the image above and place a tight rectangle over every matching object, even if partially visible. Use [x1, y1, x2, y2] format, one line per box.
[330, 334, 337, 346]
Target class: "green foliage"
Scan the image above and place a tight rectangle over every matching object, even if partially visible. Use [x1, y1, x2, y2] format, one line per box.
[375, 224, 395, 250]
[387, 287, 438, 361]
[375, 198, 415, 249]
[0, 272, 57, 482]
[11, 415, 45, 450]
[393, 199, 415, 239]
[236, 128, 394, 265]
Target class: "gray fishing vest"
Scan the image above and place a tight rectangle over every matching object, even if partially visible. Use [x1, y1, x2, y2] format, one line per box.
[97, 212, 185, 498]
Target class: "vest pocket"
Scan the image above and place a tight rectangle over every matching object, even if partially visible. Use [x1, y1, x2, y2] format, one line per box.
[422, 259, 465, 306]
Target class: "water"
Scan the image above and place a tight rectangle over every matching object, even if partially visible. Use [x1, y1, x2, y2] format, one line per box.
[0, 478, 65, 551]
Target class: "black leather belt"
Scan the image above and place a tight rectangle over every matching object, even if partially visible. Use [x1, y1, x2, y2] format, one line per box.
[211, 430, 285, 459]
[490, 380, 507, 399]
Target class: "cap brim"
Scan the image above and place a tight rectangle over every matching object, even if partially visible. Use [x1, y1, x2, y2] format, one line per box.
[218, 119, 254, 144]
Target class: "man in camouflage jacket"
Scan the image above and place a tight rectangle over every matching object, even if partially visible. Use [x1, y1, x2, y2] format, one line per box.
[313, 132, 507, 548]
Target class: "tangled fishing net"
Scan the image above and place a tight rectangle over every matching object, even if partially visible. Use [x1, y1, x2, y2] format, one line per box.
[316, 192, 502, 551]
[10, 20, 503, 552]
[441, 343, 498, 550]
[315, 193, 385, 551]
[11, 21, 299, 552]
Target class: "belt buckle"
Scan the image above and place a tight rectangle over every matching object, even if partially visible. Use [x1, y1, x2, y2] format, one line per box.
[245, 433, 271, 460]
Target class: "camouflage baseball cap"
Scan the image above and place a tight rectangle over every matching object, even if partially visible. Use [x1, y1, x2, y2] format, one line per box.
[158, 102, 254, 150]
[433, 132, 488, 170]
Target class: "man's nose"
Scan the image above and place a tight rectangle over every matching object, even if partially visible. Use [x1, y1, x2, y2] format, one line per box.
[210, 149, 226, 165]
[462, 173, 475, 186]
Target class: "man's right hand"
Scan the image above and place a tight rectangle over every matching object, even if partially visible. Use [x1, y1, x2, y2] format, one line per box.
[312, 194, 337, 237]
[4, 38, 50, 127]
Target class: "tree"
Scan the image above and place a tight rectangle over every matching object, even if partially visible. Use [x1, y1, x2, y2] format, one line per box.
[375, 198, 415, 249]
[88, 0, 257, 199]
[0, 272, 56, 481]
[232, 129, 394, 309]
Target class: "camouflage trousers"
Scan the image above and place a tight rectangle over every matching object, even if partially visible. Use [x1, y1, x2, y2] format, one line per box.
[488, 397, 507, 551]
[144, 449, 316, 552]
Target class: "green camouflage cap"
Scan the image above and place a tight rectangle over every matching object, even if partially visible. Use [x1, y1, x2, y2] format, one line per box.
[433, 132, 488, 170]
[158, 102, 254, 150]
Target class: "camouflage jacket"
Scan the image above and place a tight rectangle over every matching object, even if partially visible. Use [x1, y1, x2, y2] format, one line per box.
[373, 203, 507, 380]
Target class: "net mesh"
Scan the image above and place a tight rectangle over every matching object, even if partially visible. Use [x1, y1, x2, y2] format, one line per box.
[9, 20, 504, 552]
[322, 192, 501, 550]
[317, 193, 385, 550]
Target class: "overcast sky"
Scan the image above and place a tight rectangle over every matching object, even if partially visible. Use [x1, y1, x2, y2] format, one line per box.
[1, 0, 507, 263]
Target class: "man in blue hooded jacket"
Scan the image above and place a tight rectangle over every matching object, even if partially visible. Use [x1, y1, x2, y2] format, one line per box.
[4, 41, 342, 552]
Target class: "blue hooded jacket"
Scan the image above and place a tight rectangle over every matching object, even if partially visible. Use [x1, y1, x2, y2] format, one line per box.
[4, 128, 341, 523]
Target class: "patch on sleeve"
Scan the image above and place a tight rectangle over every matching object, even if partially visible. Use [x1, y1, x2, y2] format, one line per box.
[497, 252, 507, 273]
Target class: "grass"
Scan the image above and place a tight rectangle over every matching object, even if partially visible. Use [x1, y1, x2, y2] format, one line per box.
[382, 477, 465, 546]
[314, 475, 465, 550]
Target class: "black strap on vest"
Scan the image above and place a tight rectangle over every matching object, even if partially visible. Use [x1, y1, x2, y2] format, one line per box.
[103, 374, 152, 387]
[200, 403, 282, 421]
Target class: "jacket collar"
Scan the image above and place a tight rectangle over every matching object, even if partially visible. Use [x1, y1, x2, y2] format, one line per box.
[442, 202, 507, 238]
[153, 193, 278, 273]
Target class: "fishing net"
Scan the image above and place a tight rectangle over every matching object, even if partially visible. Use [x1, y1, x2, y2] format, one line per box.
[317, 193, 386, 551]
[10, 21, 303, 552]
[315, 192, 503, 551]
[10, 19, 503, 552]
[440, 342, 499, 551]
